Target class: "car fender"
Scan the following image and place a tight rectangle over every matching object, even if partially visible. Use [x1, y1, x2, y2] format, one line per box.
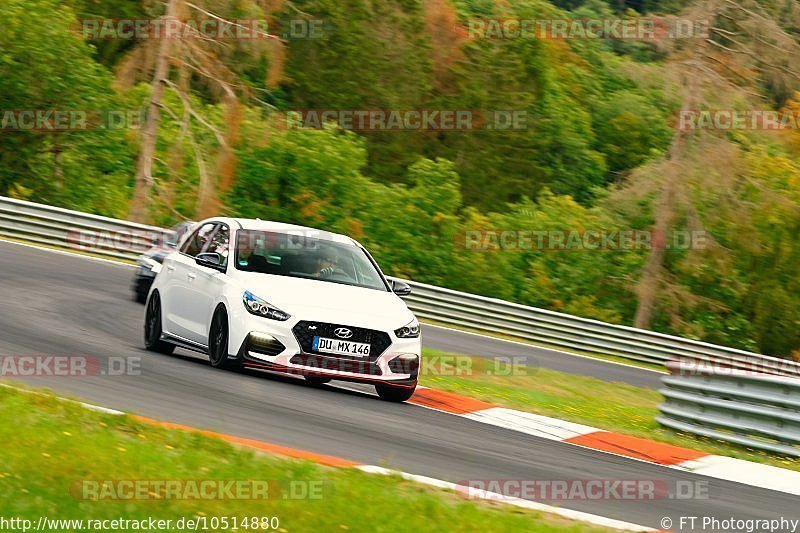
[214, 279, 247, 356]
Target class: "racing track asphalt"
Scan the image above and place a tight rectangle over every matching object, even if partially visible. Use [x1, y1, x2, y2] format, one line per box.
[420, 325, 663, 389]
[0, 240, 797, 531]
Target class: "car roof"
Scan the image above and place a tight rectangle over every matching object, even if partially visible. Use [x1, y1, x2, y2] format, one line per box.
[204, 217, 360, 247]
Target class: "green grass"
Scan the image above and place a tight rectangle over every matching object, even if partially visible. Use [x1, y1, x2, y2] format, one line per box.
[0, 385, 617, 533]
[419, 348, 800, 472]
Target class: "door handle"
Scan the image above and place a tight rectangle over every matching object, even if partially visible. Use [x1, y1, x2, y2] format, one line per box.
[187, 272, 196, 280]
[166, 265, 176, 272]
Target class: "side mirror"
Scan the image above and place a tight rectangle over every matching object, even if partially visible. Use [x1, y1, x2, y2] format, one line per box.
[196, 252, 226, 273]
[391, 279, 412, 296]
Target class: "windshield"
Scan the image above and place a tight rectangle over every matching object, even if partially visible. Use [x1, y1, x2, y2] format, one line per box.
[234, 230, 389, 291]
[165, 221, 196, 248]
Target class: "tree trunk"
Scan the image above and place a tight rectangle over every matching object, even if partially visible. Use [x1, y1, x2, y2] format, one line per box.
[632, 7, 712, 328]
[129, 0, 178, 223]
[632, 89, 696, 329]
[52, 140, 64, 190]
[632, 155, 679, 329]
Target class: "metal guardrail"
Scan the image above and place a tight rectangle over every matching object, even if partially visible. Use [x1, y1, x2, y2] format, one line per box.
[0, 196, 170, 261]
[657, 361, 800, 457]
[4, 196, 799, 455]
[2, 195, 800, 378]
[394, 277, 800, 377]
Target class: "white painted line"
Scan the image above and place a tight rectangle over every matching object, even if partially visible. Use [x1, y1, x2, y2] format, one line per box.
[78, 402, 125, 415]
[422, 322, 667, 375]
[463, 407, 601, 441]
[405, 395, 707, 472]
[6, 237, 797, 501]
[356, 465, 655, 532]
[414, 390, 800, 499]
[674, 455, 800, 497]
[0, 238, 135, 269]
[0, 382, 124, 415]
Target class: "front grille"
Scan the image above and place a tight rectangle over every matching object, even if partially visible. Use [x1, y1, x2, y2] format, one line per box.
[292, 321, 392, 360]
[290, 354, 382, 375]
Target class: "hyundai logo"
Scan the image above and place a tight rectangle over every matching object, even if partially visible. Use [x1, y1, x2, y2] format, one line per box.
[334, 327, 353, 339]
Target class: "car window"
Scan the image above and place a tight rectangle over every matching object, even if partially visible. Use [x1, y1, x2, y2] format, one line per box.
[206, 225, 230, 266]
[165, 221, 196, 247]
[235, 230, 389, 291]
[353, 249, 385, 288]
[180, 222, 217, 257]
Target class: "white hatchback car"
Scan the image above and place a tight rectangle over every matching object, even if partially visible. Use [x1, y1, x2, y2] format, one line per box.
[144, 218, 421, 402]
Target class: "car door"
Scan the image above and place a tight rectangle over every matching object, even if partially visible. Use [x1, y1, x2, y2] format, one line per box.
[162, 222, 218, 341]
[183, 223, 230, 345]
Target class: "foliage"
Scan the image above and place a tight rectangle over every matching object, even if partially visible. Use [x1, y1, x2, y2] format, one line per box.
[0, 0, 133, 216]
[2, 0, 800, 356]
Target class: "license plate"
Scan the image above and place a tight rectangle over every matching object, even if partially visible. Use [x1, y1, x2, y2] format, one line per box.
[313, 337, 371, 357]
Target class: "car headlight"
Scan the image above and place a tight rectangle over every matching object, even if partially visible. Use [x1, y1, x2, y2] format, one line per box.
[243, 291, 291, 321]
[394, 318, 420, 338]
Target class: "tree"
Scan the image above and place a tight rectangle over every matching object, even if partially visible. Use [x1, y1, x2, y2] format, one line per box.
[616, 0, 800, 354]
[0, 0, 129, 213]
[124, 0, 284, 222]
[128, 0, 179, 223]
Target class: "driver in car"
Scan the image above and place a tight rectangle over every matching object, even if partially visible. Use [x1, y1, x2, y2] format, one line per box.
[315, 246, 346, 279]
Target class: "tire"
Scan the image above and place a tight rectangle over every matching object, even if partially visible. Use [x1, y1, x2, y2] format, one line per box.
[375, 383, 416, 403]
[304, 375, 331, 386]
[144, 292, 175, 355]
[208, 307, 235, 369]
[133, 275, 153, 304]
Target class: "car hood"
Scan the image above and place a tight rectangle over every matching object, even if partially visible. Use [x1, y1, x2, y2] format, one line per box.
[238, 273, 415, 329]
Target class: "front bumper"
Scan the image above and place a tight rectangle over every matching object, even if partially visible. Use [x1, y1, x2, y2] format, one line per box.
[132, 267, 156, 298]
[232, 314, 421, 385]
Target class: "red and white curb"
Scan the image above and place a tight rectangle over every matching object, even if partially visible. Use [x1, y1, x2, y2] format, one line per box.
[409, 386, 800, 497]
[0, 383, 653, 532]
[4, 239, 798, 525]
